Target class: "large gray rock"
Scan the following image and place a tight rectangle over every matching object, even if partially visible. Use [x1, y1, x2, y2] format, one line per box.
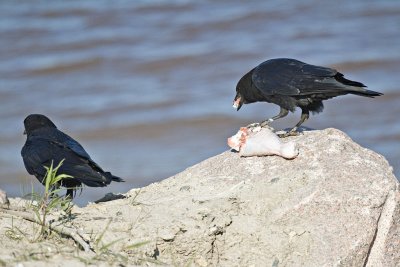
[71, 128, 400, 266]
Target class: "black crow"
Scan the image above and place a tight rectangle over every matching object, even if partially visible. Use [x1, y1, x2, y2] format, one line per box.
[21, 114, 124, 198]
[233, 58, 383, 136]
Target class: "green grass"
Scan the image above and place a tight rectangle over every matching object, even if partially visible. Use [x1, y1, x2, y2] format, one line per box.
[28, 159, 74, 240]
[2, 160, 156, 266]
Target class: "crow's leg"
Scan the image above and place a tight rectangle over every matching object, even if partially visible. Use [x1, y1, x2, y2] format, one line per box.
[291, 109, 309, 132]
[260, 107, 289, 127]
[279, 109, 309, 138]
[65, 188, 74, 199]
[247, 107, 289, 128]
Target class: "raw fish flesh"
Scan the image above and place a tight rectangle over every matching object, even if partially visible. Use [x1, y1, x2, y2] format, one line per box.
[227, 126, 298, 159]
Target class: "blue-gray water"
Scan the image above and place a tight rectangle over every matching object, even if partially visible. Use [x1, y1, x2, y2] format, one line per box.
[1, 0, 399, 206]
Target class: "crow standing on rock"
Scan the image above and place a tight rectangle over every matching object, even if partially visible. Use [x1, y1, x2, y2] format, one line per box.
[21, 114, 124, 198]
[233, 58, 383, 136]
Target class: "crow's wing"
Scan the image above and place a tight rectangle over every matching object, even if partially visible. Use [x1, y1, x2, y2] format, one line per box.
[52, 131, 91, 160]
[50, 130, 105, 172]
[22, 136, 109, 187]
[252, 58, 345, 96]
[21, 138, 65, 182]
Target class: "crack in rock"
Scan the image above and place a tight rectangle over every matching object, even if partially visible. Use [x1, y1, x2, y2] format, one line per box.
[363, 193, 389, 267]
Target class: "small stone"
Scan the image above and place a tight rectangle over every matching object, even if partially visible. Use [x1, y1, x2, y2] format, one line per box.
[159, 229, 176, 242]
[0, 189, 9, 207]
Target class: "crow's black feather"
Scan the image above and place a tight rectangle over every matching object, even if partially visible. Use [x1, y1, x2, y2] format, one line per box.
[21, 114, 124, 198]
[234, 58, 383, 132]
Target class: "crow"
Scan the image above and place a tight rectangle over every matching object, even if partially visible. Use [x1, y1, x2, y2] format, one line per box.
[233, 58, 383, 136]
[21, 114, 124, 198]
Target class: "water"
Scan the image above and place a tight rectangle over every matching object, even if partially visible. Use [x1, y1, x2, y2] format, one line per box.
[1, 0, 399, 206]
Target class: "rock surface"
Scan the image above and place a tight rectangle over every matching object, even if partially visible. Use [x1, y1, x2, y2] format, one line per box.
[0, 128, 399, 266]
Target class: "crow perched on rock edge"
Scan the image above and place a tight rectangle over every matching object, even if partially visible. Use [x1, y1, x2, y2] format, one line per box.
[233, 58, 383, 136]
[21, 114, 124, 198]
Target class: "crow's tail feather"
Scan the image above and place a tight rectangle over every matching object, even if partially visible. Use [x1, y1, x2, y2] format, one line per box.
[335, 72, 383, 98]
[350, 89, 383, 98]
[335, 72, 366, 87]
[105, 172, 124, 183]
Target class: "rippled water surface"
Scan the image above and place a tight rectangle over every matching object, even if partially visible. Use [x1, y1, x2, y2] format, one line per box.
[1, 0, 399, 206]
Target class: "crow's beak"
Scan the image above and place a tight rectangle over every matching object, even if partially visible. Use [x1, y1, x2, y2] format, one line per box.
[232, 97, 242, 111]
[23, 130, 26, 135]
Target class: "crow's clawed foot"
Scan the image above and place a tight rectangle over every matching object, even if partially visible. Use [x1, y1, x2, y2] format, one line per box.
[278, 130, 301, 138]
[260, 118, 273, 128]
[246, 122, 261, 128]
